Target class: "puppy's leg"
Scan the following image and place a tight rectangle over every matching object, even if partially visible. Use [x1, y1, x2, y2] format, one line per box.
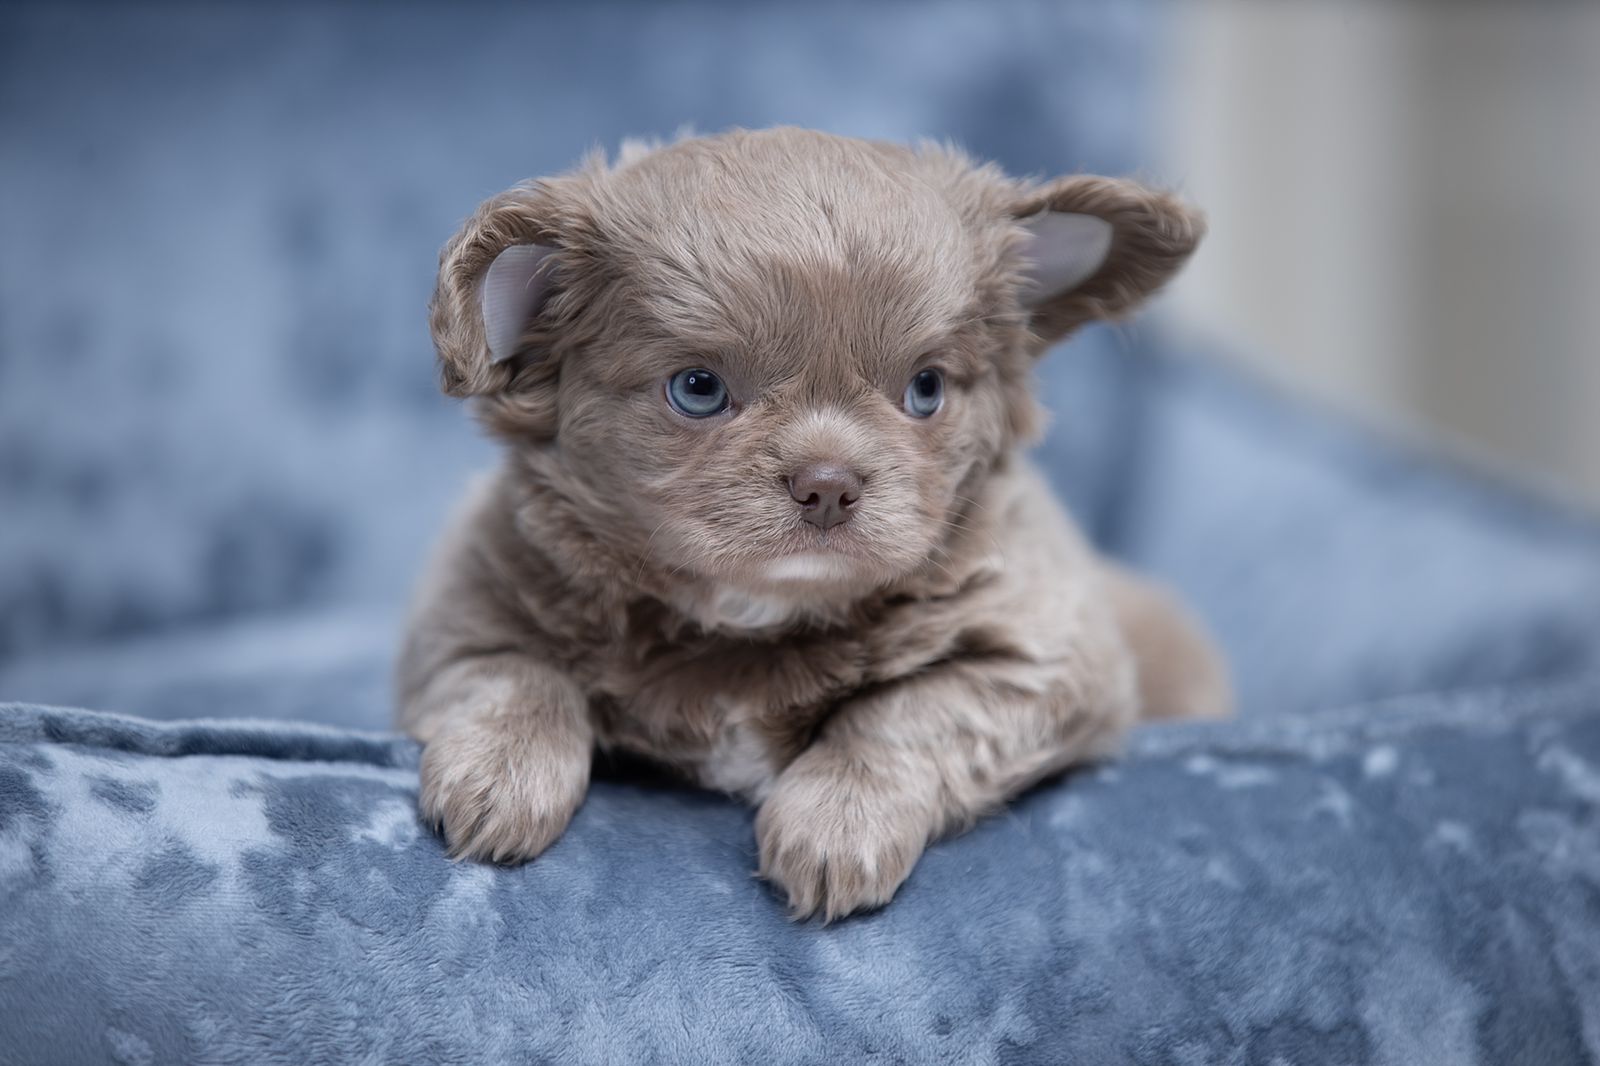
[1101, 563, 1233, 721]
[405, 653, 593, 864]
[757, 656, 1134, 921]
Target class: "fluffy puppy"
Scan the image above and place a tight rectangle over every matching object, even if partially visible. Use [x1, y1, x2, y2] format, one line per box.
[398, 128, 1230, 920]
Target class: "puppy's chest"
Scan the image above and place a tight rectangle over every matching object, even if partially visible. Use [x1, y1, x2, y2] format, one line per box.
[586, 630, 872, 798]
[693, 700, 788, 800]
[582, 591, 992, 795]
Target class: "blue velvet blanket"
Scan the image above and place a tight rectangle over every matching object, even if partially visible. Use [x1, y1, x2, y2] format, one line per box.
[5, 683, 1600, 1064]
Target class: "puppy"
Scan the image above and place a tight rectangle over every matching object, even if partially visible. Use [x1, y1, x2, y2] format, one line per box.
[398, 128, 1230, 920]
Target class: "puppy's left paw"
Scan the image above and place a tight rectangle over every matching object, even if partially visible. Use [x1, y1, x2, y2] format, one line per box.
[755, 746, 934, 921]
[418, 707, 589, 865]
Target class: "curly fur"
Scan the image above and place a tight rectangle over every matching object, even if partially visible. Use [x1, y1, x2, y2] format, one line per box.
[398, 127, 1229, 920]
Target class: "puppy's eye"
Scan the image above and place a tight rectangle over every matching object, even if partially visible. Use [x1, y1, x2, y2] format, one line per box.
[666, 368, 730, 418]
[903, 368, 944, 418]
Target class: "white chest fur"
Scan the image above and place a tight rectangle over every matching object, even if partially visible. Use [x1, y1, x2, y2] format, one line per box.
[697, 706, 777, 801]
[701, 586, 806, 632]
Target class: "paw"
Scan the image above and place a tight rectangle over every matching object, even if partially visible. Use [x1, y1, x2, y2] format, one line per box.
[755, 746, 934, 921]
[418, 710, 590, 864]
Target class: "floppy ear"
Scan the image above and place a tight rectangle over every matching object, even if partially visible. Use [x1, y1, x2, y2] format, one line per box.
[1012, 176, 1204, 350]
[429, 184, 573, 398]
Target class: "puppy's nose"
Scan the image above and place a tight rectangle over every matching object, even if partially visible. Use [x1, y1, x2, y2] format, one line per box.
[788, 463, 863, 530]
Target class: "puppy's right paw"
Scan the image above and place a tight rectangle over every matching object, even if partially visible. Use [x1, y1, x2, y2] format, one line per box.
[417, 710, 590, 864]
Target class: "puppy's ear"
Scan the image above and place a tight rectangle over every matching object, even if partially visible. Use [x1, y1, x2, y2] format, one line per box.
[1011, 176, 1204, 349]
[429, 184, 577, 398]
[481, 243, 559, 367]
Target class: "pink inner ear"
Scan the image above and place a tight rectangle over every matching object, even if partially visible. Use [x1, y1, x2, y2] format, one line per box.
[1017, 213, 1114, 305]
[481, 243, 558, 364]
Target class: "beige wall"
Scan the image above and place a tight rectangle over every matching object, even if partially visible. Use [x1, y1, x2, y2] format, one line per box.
[1160, 1, 1600, 508]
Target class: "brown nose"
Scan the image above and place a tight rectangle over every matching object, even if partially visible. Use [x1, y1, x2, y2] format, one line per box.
[788, 463, 862, 530]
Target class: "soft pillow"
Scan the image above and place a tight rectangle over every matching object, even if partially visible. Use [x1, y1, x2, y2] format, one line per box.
[4, 692, 1599, 1064]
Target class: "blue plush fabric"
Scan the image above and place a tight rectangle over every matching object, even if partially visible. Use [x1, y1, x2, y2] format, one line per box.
[6, 683, 1600, 1064]
[7, 2, 1600, 1062]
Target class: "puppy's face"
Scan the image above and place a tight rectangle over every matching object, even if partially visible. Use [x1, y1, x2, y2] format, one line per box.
[431, 130, 1200, 612]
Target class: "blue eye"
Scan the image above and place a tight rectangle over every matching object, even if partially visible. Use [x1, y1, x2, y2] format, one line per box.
[666, 368, 730, 418]
[903, 368, 944, 418]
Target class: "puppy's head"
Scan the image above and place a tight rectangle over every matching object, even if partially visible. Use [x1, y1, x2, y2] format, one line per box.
[430, 129, 1201, 618]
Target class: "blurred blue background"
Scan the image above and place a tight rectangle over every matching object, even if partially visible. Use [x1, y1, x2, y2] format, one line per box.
[4, 1, 1598, 727]
[0, 0, 1165, 704]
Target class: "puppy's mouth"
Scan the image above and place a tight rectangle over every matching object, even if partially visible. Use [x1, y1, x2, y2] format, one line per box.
[753, 518, 923, 586]
[666, 491, 937, 591]
[760, 550, 865, 584]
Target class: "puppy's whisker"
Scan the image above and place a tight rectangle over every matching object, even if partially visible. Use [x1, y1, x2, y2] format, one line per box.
[951, 493, 996, 518]
[922, 555, 959, 583]
[945, 497, 1006, 558]
[634, 519, 673, 583]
